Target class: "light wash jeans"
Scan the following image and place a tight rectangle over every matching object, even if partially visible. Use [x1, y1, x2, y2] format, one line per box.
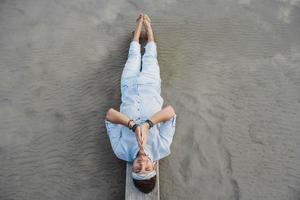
[121, 41, 161, 89]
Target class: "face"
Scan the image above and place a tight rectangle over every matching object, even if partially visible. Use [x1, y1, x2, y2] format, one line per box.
[132, 152, 155, 174]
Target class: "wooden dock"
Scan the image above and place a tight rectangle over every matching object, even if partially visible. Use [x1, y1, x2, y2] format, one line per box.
[125, 162, 160, 200]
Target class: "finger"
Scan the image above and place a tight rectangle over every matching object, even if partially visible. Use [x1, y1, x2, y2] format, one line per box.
[140, 130, 143, 141]
[138, 138, 142, 147]
[138, 137, 143, 147]
[139, 141, 144, 150]
[142, 140, 145, 148]
[138, 142, 142, 149]
[136, 137, 141, 144]
[137, 137, 142, 145]
[140, 132, 144, 143]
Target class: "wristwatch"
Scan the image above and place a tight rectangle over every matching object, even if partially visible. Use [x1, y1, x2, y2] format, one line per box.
[145, 119, 154, 129]
[127, 119, 138, 132]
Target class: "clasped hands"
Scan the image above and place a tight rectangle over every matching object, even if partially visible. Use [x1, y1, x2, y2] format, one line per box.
[129, 121, 150, 152]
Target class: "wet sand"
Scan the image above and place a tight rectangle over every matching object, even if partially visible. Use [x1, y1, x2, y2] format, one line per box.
[1, 0, 300, 199]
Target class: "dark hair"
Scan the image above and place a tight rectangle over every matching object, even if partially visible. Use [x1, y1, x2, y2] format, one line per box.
[132, 175, 157, 194]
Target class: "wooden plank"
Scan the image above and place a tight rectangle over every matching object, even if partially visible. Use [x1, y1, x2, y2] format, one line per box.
[125, 162, 160, 200]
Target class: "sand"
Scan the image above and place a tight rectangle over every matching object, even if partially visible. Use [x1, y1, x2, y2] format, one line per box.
[0, 0, 300, 199]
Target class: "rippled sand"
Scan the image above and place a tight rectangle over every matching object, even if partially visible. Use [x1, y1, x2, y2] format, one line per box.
[1, 0, 300, 199]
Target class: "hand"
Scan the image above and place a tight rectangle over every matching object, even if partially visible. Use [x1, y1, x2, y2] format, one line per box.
[139, 123, 149, 148]
[134, 125, 144, 151]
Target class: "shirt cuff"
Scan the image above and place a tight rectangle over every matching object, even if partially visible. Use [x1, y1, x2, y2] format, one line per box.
[105, 119, 122, 138]
[158, 114, 177, 137]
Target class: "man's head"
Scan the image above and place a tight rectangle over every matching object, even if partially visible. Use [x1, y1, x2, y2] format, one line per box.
[133, 151, 155, 173]
[132, 151, 156, 193]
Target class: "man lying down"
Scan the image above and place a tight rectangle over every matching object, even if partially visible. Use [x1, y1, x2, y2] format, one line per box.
[104, 13, 177, 194]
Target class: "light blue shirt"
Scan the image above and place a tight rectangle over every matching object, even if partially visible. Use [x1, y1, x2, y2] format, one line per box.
[104, 75, 177, 162]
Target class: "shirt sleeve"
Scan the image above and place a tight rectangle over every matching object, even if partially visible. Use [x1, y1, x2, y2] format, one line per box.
[157, 114, 177, 156]
[104, 119, 128, 161]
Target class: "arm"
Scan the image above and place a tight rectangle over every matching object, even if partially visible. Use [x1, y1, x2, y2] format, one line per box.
[105, 108, 144, 149]
[139, 105, 176, 149]
[149, 105, 176, 126]
[105, 108, 135, 128]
